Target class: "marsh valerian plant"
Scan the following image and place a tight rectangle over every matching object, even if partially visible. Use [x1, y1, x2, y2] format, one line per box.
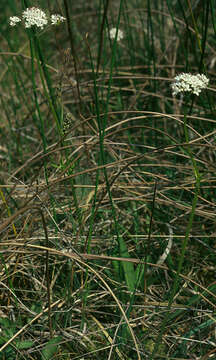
[151, 73, 209, 358]
[9, 6, 65, 136]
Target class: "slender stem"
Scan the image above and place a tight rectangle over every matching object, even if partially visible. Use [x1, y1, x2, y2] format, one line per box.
[183, 105, 200, 181]
[96, 0, 110, 74]
[40, 209, 53, 339]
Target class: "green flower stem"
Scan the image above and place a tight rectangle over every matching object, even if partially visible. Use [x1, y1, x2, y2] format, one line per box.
[27, 24, 81, 221]
[32, 32, 61, 134]
[29, 37, 46, 150]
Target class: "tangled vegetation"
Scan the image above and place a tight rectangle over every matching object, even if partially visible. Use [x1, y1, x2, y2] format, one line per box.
[0, 0, 216, 359]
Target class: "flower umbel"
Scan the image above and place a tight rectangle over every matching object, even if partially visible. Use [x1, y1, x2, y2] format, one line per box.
[109, 27, 124, 41]
[9, 16, 21, 26]
[171, 73, 209, 96]
[51, 14, 66, 25]
[22, 7, 48, 29]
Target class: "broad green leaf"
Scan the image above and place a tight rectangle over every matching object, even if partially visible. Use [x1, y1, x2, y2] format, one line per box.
[42, 336, 62, 360]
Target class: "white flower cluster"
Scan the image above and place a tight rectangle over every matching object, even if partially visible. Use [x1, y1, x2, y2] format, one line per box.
[9, 16, 21, 26]
[51, 14, 66, 25]
[23, 7, 48, 29]
[9, 7, 66, 30]
[109, 27, 124, 42]
[171, 73, 209, 96]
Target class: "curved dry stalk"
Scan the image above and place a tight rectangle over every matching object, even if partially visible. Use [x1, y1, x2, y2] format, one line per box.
[1, 242, 216, 309]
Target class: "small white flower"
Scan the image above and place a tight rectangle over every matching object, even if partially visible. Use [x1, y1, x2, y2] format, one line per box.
[9, 16, 21, 26]
[171, 73, 209, 96]
[51, 14, 66, 25]
[109, 27, 124, 41]
[22, 7, 48, 29]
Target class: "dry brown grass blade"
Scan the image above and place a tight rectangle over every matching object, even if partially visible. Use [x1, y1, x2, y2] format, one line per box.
[1, 242, 216, 310]
[90, 315, 125, 360]
[0, 242, 142, 359]
[0, 205, 37, 234]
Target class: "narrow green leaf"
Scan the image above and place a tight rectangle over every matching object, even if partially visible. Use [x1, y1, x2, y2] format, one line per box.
[119, 237, 136, 292]
[16, 340, 34, 350]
